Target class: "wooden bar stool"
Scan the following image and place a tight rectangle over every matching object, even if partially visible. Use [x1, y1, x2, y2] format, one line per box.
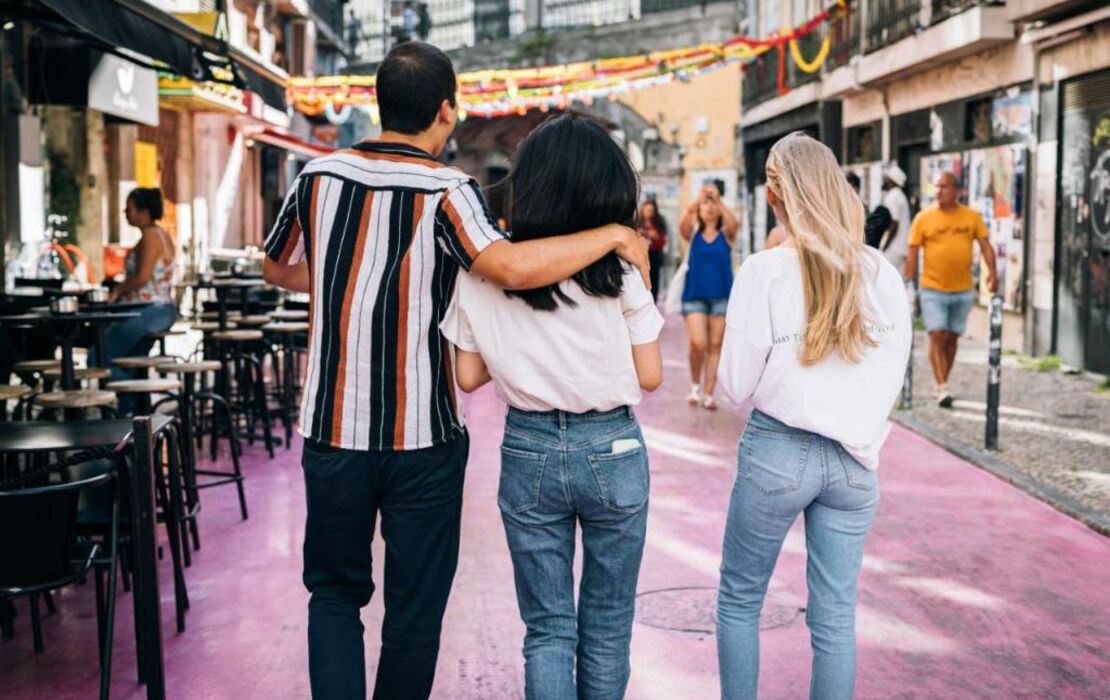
[0, 385, 31, 421]
[262, 322, 308, 449]
[159, 361, 247, 523]
[42, 366, 112, 391]
[111, 356, 175, 377]
[233, 314, 272, 329]
[12, 359, 61, 391]
[269, 309, 308, 322]
[211, 329, 277, 458]
[31, 390, 117, 420]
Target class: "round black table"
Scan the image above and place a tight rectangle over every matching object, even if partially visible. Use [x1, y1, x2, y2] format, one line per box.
[0, 417, 171, 452]
[0, 310, 140, 390]
[188, 278, 267, 330]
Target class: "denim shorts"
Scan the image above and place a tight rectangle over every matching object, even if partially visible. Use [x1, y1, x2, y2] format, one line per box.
[919, 288, 976, 334]
[681, 298, 728, 317]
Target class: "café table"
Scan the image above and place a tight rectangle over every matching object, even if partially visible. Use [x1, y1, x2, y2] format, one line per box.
[0, 310, 140, 390]
[0, 416, 172, 698]
[188, 278, 267, 331]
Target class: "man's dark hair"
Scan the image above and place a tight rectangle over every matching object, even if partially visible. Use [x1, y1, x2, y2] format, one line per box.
[846, 172, 861, 192]
[376, 42, 456, 135]
[127, 187, 164, 221]
[505, 112, 637, 311]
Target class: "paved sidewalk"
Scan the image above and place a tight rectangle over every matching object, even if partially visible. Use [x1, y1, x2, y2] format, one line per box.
[3, 316, 1108, 698]
[895, 329, 1110, 534]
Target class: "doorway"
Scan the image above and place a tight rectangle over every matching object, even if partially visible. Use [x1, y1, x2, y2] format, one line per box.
[1056, 70, 1110, 374]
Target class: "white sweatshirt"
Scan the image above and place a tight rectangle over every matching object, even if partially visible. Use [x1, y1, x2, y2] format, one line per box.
[718, 246, 912, 470]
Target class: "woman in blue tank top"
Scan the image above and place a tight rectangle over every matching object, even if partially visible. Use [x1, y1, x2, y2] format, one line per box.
[679, 188, 737, 409]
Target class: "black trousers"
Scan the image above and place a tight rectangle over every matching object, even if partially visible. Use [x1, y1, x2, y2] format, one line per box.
[301, 432, 469, 700]
[649, 249, 665, 302]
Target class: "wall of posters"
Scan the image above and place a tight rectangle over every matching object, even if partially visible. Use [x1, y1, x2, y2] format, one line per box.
[919, 144, 1026, 311]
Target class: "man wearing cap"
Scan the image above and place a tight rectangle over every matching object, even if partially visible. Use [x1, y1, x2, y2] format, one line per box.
[879, 164, 912, 272]
[906, 171, 998, 407]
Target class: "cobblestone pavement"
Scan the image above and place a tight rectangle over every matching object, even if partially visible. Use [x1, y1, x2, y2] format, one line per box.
[895, 329, 1110, 534]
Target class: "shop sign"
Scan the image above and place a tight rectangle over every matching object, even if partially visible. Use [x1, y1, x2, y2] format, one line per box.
[89, 54, 158, 126]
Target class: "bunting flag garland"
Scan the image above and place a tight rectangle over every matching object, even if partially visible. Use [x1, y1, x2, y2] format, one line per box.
[288, 1, 846, 120]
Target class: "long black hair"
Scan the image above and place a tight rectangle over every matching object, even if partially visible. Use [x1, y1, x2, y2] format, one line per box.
[638, 198, 667, 236]
[504, 112, 638, 311]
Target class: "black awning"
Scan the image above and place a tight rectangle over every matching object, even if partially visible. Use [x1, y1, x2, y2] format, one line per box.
[236, 59, 288, 112]
[37, 0, 235, 84]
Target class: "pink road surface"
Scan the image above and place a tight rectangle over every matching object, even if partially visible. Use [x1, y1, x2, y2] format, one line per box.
[2, 318, 1107, 699]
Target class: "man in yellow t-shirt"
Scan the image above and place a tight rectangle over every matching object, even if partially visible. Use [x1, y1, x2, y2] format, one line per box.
[905, 172, 998, 408]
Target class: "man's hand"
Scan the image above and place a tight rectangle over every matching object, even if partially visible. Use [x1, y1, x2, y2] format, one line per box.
[614, 227, 652, 290]
[987, 273, 999, 294]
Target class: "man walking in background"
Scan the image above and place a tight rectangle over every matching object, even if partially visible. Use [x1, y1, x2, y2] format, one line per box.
[263, 42, 649, 700]
[905, 171, 998, 408]
[879, 164, 912, 272]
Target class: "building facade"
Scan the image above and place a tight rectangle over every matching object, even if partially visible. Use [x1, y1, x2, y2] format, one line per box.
[0, 0, 347, 291]
[739, 0, 1110, 373]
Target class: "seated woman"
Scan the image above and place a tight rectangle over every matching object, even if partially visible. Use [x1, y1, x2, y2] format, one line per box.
[441, 112, 664, 700]
[100, 188, 178, 380]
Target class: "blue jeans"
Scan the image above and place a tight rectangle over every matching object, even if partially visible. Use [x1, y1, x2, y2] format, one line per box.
[93, 302, 179, 382]
[717, 410, 879, 700]
[682, 297, 729, 316]
[919, 288, 976, 334]
[499, 406, 649, 700]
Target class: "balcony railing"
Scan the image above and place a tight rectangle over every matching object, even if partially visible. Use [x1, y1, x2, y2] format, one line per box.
[865, 0, 920, 53]
[825, 0, 860, 71]
[640, 0, 731, 15]
[309, 0, 344, 34]
[742, 54, 779, 108]
[931, 0, 980, 23]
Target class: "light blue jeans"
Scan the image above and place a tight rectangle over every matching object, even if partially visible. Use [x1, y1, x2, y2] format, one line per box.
[717, 410, 879, 700]
[91, 302, 179, 383]
[499, 406, 650, 700]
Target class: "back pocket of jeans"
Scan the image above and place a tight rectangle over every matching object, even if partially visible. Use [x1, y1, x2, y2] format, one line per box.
[739, 429, 808, 496]
[587, 445, 650, 513]
[835, 447, 876, 491]
[499, 445, 547, 514]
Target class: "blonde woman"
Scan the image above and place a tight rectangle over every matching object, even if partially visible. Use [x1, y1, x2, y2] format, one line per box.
[715, 133, 911, 700]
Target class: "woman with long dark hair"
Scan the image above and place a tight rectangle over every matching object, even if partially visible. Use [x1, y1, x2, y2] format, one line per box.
[678, 187, 737, 410]
[715, 133, 912, 699]
[441, 112, 664, 700]
[97, 188, 178, 380]
[637, 198, 667, 299]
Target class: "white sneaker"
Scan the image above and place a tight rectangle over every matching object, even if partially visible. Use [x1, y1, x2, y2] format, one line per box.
[936, 384, 954, 408]
[702, 395, 718, 411]
[686, 384, 701, 406]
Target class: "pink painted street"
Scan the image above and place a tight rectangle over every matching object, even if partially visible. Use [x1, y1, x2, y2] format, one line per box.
[2, 319, 1107, 699]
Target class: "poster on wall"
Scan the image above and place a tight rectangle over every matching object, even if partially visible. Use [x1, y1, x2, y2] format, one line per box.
[967, 145, 1025, 311]
[919, 145, 1026, 311]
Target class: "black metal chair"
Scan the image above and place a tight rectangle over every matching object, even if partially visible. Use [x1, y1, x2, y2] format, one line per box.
[0, 470, 121, 700]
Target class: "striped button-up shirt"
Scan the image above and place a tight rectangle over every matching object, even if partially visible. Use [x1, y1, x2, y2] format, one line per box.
[264, 141, 505, 451]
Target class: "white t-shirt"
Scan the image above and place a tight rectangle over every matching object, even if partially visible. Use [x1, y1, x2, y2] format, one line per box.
[441, 266, 665, 413]
[718, 247, 912, 470]
[881, 187, 911, 271]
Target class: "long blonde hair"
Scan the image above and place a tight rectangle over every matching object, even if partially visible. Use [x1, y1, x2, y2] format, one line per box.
[766, 132, 876, 365]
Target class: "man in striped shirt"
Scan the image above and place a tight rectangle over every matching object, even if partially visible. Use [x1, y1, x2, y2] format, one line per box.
[263, 42, 650, 700]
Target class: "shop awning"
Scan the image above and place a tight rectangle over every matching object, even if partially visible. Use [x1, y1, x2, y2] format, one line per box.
[36, 0, 235, 83]
[248, 129, 334, 160]
[234, 54, 289, 113]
